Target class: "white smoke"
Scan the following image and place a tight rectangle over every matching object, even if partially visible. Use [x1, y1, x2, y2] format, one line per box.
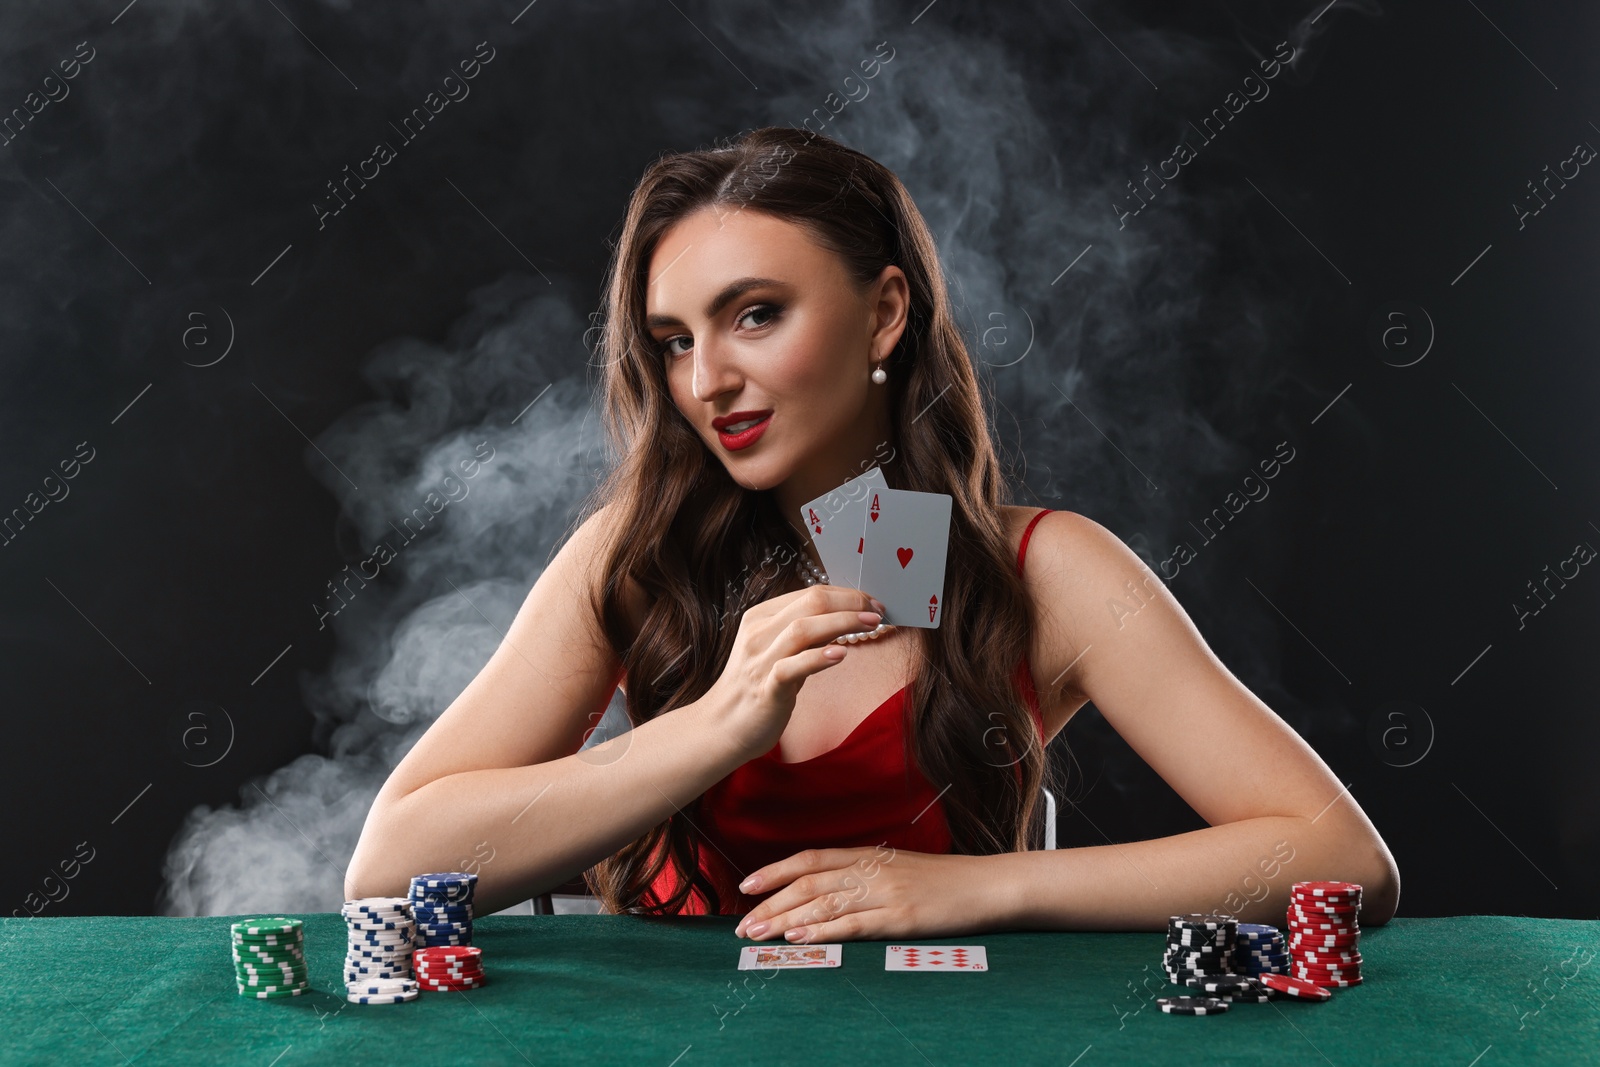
[159, 278, 626, 915]
[160, 0, 1363, 913]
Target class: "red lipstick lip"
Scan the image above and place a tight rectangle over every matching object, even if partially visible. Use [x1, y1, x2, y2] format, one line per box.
[716, 412, 772, 452]
[712, 409, 773, 431]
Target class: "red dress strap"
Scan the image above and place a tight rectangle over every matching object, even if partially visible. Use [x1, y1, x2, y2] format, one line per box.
[1017, 507, 1052, 576]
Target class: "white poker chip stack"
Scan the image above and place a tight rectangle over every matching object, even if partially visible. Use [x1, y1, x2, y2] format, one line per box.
[342, 897, 420, 1004]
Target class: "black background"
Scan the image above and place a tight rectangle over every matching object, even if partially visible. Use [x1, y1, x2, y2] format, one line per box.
[2, 0, 1595, 920]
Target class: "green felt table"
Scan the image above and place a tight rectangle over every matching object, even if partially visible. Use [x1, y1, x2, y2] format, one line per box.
[1, 914, 1595, 1066]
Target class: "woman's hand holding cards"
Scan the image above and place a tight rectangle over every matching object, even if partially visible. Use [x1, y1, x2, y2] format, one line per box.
[706, 584, 888, 760]
[732, 847, 999, 944]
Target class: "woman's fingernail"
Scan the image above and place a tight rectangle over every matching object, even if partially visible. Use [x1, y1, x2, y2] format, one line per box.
[740, 875, 760, 892]
[869, 598, 886, 614]
[858, 611, 882, 627]
[746, 921, 769, 937]
[785, 927, 805, 941]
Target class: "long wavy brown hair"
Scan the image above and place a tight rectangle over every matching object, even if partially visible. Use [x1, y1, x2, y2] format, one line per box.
[577, 126, 1050, 915]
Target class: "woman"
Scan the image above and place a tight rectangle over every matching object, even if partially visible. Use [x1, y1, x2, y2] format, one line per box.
[346, 127, 1399, 944]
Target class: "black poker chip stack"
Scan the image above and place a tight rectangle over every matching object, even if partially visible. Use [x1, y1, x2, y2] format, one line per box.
[1164, 914, 1239, 988]
[1161, 913, 1281, 1010]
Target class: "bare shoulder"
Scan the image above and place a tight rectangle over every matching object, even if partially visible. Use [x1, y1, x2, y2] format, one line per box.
[1021, 505, 1220, 702]
[1003, 506, 1160, 710]
[1004, 505, 1131, 583]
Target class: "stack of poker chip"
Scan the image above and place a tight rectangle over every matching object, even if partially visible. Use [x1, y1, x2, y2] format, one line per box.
[231, 917, 308, 998]
[1164, 914, 1238, 988]
[1286, 881, 1363, 988]
[1233, 922, 1288, 977]
[409, 871, 477, 947]
[413, 945, 486, 991]
[342, 897, 419, 1004]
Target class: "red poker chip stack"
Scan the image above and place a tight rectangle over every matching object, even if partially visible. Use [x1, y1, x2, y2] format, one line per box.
[413, 945, 486, 991]
[1286, 881, 1362, 988]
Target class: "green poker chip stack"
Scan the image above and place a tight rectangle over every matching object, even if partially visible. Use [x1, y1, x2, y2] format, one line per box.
[231, 917, 309, 997]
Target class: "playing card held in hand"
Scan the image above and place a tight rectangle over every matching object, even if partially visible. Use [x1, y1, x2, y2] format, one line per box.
[854, 487, 952, 628]
[798, 467, 886, 590]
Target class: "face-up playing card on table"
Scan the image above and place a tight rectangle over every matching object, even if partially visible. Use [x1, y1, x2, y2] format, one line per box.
[798, 466, 886, 589]
[737, 943, 843, 970]
[855, 487, 953, 628]
[884, 945, 988, 971]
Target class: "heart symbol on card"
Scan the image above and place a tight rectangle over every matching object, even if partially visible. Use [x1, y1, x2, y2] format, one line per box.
[896, 547, 914, 569]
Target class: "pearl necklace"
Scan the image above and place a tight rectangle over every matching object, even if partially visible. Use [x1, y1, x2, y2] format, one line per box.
[797, 554, 896, 644]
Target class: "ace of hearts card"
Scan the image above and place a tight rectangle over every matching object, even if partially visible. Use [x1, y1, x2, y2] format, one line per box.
[855, 486, 953, 628]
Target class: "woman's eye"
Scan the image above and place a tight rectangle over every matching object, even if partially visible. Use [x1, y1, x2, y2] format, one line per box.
[658, 304, 783, 359]
[739, 304, 782, 329]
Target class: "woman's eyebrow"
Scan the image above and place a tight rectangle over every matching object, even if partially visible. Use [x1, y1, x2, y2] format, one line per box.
[646, 276, 786, 329]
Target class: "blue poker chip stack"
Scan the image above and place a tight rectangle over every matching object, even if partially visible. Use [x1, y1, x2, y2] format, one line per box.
[1233, 922, 1288, 977]
[409, 871, 477, 948]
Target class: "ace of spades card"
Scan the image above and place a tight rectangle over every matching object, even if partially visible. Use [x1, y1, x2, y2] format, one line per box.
[855, 487, 952, 628]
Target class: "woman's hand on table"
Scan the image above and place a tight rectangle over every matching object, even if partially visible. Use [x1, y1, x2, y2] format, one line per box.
[732, 846, 1002, 944]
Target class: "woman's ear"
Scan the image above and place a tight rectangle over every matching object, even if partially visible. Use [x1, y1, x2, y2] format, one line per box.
[868, 265, 910, 363]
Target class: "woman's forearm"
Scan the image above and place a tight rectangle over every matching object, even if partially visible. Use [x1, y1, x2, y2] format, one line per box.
[987, 802, 1400, 932]
[345, 696, 751, 915]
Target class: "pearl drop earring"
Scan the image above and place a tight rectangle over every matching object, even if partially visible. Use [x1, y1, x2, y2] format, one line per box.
[871, 362, 887, 384]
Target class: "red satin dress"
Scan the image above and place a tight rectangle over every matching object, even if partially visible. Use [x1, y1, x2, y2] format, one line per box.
[642, 507, 1055, 915]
